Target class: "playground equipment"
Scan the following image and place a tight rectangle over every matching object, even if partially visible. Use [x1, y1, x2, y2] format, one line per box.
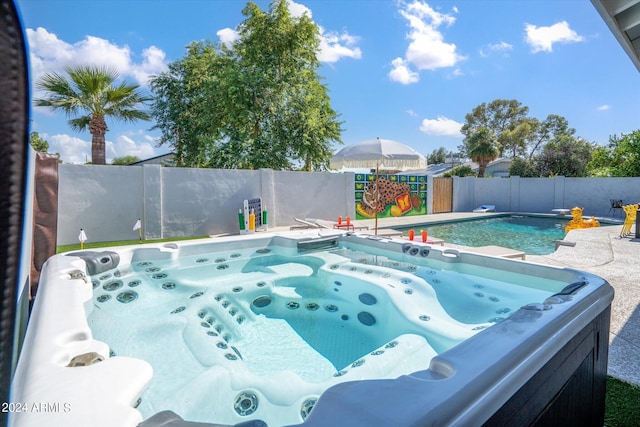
[565, 207, 600, 233]
[620, 204, 639, 237]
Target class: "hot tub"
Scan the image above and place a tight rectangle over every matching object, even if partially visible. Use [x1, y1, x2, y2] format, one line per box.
[10, 230, 613, 427]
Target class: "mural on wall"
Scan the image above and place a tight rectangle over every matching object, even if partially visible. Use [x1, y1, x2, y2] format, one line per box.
[355, 174, 427, 219]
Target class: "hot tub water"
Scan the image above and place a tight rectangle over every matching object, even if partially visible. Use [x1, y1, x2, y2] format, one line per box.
[86, 239, 562, 425]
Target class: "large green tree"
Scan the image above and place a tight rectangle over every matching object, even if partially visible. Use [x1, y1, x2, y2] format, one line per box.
[460, 99, 529, 158]
[537, 135, 593, 177]
[508, 157, 538, 177]
[149, 42, 220, 167]
[524, 114, 575, 160]
[603, 130, 640, 177]
[427, 147, 447, 164]
[34, 66, 151, 165]
[460, 99, 589, 177]
[150, 0, 342, 170]
[586, 145, 614, 176]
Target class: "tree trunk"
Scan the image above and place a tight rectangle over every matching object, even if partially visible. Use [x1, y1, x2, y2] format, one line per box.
[478, 161, 487, 177]
[89, 114, 108, 165]
[91, 132, 106, 165]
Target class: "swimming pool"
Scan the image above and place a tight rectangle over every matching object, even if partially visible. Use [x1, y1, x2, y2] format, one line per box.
[11, 230, 613, 427]
[395, 215, 581, 255]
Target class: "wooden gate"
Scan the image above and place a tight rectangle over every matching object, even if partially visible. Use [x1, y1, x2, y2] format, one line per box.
[432, 177, 453, 213]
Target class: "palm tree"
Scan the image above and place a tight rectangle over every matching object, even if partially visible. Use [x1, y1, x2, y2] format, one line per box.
[466, 127, 499, 177]
[34, 66, 151, 165]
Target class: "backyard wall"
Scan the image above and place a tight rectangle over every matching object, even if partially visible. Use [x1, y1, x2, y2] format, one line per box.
[454, 176, 640, 217]
[57, 166, 640, 246]
[57, 165, 355, 245]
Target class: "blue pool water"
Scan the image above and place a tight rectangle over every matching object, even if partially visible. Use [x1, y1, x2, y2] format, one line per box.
[85, 237, 567, 425]
[395, 215, 575, 255]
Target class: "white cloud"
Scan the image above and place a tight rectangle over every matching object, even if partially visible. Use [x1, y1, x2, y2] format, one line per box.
[48, 133, 91, 164]
[144, 134, 159, 143]
[26, 27, 169, 89]
[107, 132, 157, 163]
[217, 28, 240, 48]
[389, 57, 420, 84]
[405, 32, 460, 70]
[389, 0, 464, 84]
[318, 28, 362, 63]
[130, 46, 168, 87]
[479, 41, 512, 58]
[490, 41, 513, 52]
[597, 104, 611, 111]
[45, 130, 159, 164]
[419, 116, 463, 137]
[524, 21, 584, 53]
[406, 109, 418, 117]
[286, 0, 312, 18]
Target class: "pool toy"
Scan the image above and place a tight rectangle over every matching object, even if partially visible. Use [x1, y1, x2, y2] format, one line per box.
[565, 207, 600, 232]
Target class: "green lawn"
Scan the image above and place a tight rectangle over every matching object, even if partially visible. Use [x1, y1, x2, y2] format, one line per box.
[605, 376, 640, 427]
[56, 235, 209, 253]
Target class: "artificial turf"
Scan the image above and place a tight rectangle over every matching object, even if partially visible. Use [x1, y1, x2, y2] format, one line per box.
[605, 376, 640, 427]
[56, 235, 209, 253]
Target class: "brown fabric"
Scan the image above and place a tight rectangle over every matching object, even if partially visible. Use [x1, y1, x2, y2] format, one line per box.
[30, 152, 59, 298]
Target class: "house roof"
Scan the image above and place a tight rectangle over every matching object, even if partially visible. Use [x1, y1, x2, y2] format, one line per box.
[591, 0, 640, 72]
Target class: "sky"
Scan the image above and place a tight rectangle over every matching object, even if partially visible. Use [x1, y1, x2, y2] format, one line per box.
[16, 0, 640, 165]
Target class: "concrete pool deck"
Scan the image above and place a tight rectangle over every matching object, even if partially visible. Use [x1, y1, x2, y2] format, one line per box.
[360, 212, 638, 387]
[528, 225, 640, 387]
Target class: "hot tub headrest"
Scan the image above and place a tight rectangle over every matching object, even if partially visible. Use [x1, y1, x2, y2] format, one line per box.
[552, 280, 587, 297]
[66, 250, 120, 276]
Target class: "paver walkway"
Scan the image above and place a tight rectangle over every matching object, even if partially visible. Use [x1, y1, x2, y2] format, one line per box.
[528, 225, 640, 386]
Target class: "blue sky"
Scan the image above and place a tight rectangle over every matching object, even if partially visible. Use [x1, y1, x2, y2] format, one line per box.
[17, 0, 640, 164]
